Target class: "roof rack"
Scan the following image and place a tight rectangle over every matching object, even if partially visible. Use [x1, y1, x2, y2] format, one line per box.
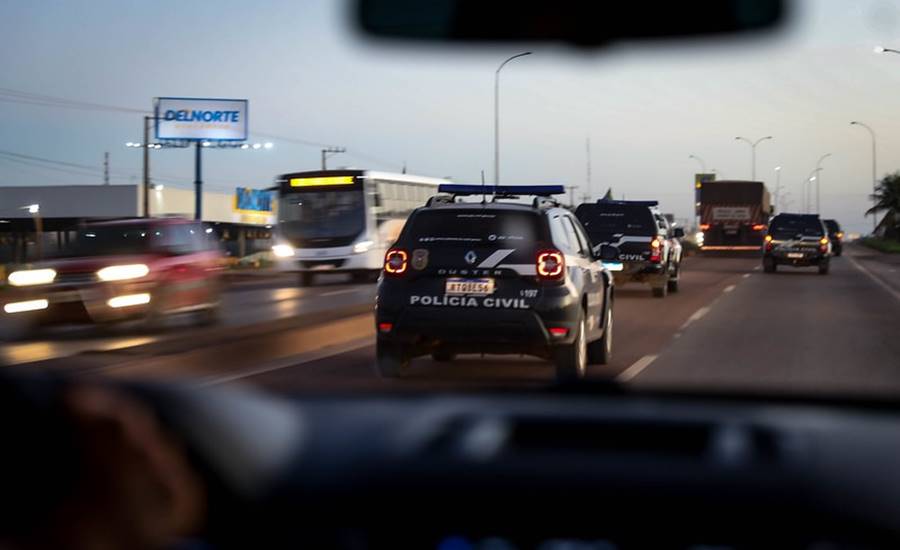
[437, 184, 565, 197]
[425, 194, 456, 207]
[595, 199, 659, 207]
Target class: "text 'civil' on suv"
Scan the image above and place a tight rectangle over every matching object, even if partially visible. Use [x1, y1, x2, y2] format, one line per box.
[375, 185, 617, 382]
[763, 213, 832, 275]
[575, 199, 683, 298]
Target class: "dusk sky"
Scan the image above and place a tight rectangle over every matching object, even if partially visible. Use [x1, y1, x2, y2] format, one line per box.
[3, 0, 900, 234]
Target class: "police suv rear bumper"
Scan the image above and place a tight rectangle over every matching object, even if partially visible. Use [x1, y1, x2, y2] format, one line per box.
[612, 261, 666, 285]
[377, 300, 582, 357]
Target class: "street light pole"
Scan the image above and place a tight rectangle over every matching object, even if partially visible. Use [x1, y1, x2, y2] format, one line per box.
[774, 166, 782, 212]
[851, 121, 878, 232]
[494, 52, 531, 184]
[734, 136, 773, 181]
[815, 153, 831, 214]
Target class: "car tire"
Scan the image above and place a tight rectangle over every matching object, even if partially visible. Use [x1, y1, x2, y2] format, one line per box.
[431, 349, 456, 362]
[375, 340, 410, 378]
[298, 272, 314, 287]
[818, 260, 830, 275]
[554, 311, 587, 382]
[587, 307, 613, 365]
[763, 257, 777, 273]
[194, 303, 221, 327]
[652, 285, 667, 298]
[666, 272, 679, 293]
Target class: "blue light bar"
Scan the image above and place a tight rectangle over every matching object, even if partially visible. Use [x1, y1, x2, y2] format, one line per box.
[437, 184, 565, 196]
[595, 199, 659, 207]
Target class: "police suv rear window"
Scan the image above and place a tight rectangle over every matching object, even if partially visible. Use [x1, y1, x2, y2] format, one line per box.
[406, 210, 541, 246]
[575, 204, 656, 241]
[770, 216, 824, 238]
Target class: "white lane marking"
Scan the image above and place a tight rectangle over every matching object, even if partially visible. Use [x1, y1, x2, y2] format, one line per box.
[197, 337, 373, 386]
[753, 265, 761, 271]
[742, 273, 751, 279]
[679, 306, 710, 330]
[846, 254, 900, 304]
[477, 249, 515, 268]
[321, 288, 359, 297]
[723, 285, 735, 293]
[617, 354, 658, 382]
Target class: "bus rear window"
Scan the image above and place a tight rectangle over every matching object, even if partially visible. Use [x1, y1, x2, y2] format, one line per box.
[406, 210, 541, 246]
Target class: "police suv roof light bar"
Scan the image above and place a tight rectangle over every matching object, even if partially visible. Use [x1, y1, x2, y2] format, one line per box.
[437, 184, 565, 197]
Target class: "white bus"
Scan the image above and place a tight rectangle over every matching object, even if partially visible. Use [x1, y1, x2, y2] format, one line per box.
[272, 169, 449, 285]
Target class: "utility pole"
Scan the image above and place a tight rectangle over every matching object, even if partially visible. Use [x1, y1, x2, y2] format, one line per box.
[103, 152, 109, 185]
[566, 185, 577, 208]
[142, 116, 150, 217]
[321, 146, 346, 170]
[583, 137, 592, 203]
[194, 141, 203, 220]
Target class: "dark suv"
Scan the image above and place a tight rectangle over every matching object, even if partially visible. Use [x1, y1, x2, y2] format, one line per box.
[823, 219, 844, 256]
[575, 200, 683, 298]
[375, 185, 616, 381]
[763, 213, 831, 274]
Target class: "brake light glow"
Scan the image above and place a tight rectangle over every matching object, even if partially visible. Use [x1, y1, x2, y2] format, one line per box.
[378, 322, 393, 333]
[649, 238, 662, 263]
[836, 232, 844, 239]
[536, 250, 565, 280]
[548, 327, 569, 337]
[752, 224, 766, 231]
[819, 237, 829, 253]
[384, 249, 408, 275]
[765, 234, 774, 252]
[700, 224, 710, 230]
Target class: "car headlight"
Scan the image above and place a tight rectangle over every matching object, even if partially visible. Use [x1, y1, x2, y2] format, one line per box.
[8, 268, 56, 287]
[96, 264, 149, 282]
[272, 244, 295, 258]
[353, 240, 375, 254]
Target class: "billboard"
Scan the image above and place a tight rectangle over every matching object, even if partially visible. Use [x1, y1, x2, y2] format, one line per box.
[155, 97, 248, 141]
[234, 187, 273, 213]
[232, 187, 275, 225]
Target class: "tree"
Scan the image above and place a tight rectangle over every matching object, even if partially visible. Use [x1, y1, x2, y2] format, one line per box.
[867, 172, 900, 240]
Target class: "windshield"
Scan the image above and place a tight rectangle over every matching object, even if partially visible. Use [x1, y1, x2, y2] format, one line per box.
[769, 217, 825, 239]
[575, 204, 657, 242]
[278, 190, 365, 241]
[1, 0, 900, 444]
[64, 225, 161, 257]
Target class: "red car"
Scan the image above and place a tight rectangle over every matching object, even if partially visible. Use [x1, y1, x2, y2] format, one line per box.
[2, 217, 223, 333]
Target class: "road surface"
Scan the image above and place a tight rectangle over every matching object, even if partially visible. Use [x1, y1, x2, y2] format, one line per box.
[7, 244, 900, 397]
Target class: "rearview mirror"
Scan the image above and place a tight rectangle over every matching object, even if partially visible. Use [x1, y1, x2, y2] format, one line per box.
[356, 0, 785, 46]
[673, 227, 685, 239]
[597, 245, 619, 262]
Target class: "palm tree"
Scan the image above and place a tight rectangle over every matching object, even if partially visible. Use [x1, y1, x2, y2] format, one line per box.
[867, 172, 900, 240]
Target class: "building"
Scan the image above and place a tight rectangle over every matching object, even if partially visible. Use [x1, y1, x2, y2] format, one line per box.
[0, 184, 275, 264]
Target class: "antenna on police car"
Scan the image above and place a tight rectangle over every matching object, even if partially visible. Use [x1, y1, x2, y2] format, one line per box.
[481, 170, 486, 204]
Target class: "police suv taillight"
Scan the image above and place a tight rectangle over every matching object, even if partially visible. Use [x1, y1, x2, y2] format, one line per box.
[649, 238, 662, 263]
[765, 234, 774, 252]
[536, 249, 565, 281]
[819, 237, 829, 254]
[384, 249, 408, 276]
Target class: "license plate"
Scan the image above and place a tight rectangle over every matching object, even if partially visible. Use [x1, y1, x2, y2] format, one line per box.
[604, 262, 624, 272]
[787, 252, 804, 259]
[445, 278, 494, 296]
